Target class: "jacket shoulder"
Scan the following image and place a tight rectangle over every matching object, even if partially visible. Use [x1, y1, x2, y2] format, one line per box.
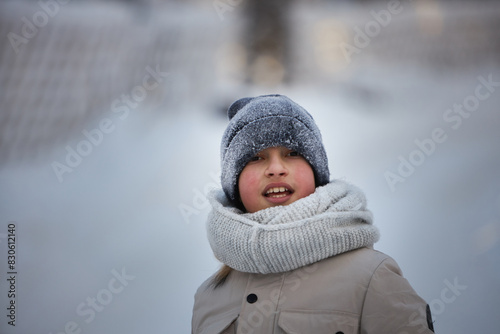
[326, 248, 434, 333]
[192, 270, 248, 334]
[320, 247, 400, 278]
[357, 249, 434, 333]
[356, 247, 403, 274]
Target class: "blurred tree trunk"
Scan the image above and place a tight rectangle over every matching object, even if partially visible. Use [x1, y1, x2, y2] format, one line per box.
[243, 0, 291, 86]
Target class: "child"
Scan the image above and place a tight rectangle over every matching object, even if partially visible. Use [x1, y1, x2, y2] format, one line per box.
[192, 95, 434, 334]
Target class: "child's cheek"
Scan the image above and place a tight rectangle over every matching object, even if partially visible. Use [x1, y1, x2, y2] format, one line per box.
[239, 167, 259, 193]
[246, 172, 260, 185]
[295, 162, 316, 196]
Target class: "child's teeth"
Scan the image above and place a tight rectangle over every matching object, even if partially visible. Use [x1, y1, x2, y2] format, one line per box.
[266, 187, 289, 195]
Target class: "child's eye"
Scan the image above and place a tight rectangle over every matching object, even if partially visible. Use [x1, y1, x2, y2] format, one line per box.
[249, 155, 262, 162]
[287, 151, 300, 157]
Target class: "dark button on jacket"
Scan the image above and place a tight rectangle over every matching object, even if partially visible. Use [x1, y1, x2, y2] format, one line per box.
[246, 293, 258, 303]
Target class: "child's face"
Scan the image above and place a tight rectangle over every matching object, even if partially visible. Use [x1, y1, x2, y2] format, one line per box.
[238, 146, 316, 213]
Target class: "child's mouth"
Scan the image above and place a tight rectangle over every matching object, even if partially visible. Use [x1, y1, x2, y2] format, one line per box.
[264, 186, 293, 198]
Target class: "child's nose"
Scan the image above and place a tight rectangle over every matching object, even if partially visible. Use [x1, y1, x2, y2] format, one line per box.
[265, 156, 288, 177]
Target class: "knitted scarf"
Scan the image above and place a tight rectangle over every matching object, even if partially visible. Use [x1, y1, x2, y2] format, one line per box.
[206, 180, 380, 274]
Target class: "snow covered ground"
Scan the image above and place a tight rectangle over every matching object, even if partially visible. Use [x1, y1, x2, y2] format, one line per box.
[1, 1, 499, 333]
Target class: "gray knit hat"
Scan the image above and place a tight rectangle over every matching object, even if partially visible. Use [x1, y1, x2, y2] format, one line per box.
[221, 94, 330, 204]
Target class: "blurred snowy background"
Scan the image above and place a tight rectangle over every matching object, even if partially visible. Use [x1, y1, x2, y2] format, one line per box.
[0, 0, 499, 333]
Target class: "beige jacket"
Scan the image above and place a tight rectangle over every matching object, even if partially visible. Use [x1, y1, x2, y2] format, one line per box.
[192, 247, 434, 334]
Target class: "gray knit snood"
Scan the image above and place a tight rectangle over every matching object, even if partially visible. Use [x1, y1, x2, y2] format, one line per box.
[206, 179, 380, 274]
